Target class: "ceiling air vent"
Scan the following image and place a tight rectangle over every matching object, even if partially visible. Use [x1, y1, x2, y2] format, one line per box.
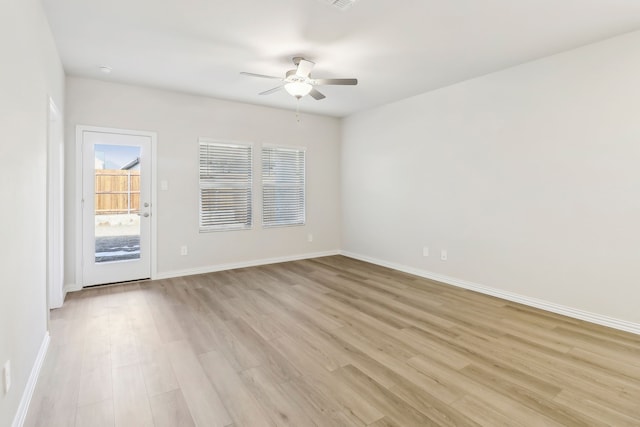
[324, 0, 357, 10]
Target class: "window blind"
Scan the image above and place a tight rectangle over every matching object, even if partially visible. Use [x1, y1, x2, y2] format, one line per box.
[262, 146, 305, 227]
[199, 140, 252, 231]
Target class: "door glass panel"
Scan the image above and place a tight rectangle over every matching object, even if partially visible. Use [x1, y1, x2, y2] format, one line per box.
[94, 144, 141, 263]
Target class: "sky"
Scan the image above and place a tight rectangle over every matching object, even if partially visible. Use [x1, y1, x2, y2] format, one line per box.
[95, 144, 140, 169]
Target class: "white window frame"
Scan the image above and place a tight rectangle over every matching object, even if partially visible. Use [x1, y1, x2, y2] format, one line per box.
[199, 138, 253, 232]
[262, 144, 306, 228]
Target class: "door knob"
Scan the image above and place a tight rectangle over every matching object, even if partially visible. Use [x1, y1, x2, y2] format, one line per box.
[143, 212, 150, 218]
[144, 202, 150, 207]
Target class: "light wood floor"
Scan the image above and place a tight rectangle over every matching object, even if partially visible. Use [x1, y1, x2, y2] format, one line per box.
[25, 255, 640, 426]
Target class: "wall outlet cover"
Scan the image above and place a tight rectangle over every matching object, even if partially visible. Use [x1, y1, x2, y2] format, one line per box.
[3, 360, 10, 394]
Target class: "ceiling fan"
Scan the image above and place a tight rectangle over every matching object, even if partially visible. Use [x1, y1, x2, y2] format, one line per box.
[241, 57, 358, 100]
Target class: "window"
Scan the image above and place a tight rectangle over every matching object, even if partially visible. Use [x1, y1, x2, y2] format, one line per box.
[262, 146, 305, 227]
[199, 139, 252, 231]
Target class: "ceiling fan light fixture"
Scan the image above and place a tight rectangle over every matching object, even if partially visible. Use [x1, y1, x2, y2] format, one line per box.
[285, 82, 312, 98]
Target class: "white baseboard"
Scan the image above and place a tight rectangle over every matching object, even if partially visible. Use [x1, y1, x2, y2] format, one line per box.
[12, 332, 50, 427]
[154, 250, 341, 280]
[64, 250, 341, 291]
[64, 283, 83, 293]
[341, 250, 640, 336]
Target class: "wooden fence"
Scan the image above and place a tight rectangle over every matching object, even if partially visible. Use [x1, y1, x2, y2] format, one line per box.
[95, 169, 140, 214]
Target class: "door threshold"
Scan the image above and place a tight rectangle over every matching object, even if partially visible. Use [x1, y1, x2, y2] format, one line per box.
[83, 278, 151, 289]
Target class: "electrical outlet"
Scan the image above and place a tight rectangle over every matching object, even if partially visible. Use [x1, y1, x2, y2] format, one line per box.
[441, 249, 448, 261]
[3, 360, 10, 394]
[307, 234, 313, 242]
[180, 246, 188, 256]
[160, 180, 169, 191]
[422, 246, 429, 257]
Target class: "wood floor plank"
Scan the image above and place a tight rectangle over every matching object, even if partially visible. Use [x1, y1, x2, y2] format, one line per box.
[261, 282, 345, 332]
[397, 327, 471, 370]
[553, 324, 640, 367]
[202, 312, 262, 372]
[77, 336, 112, 407]
[224, 317, 301, 383]
[75, 399, 115, 427]
[199, 350, 273, 427]
[149, 389, 196, 427]
[454, 332, 640, 418]
[337, 364, 440, 426]
[146, 301, 187, 343]
[366, 417, 403, 427]
[567, 346, 640, 381]
[261, 295, 352, 370]
[553, 388, 640, 427]
[173, 304, 220, 355]
[332, 326, 464, 404]
[458, 363, 607, 426]
[450, 395, 527, 427]
[408, 355, 566, 427]
[111, 331, 141, 368]
[387, 381, 480, 427]
[136, 331, 180, 397]
[239, 367, 317, 427]
[192, 286, 237, 320]
[77, 365, 112, 407]
[269, 333, 383, 425]
[112, 363, 154, 427]
[24, 342, 83, 427]
[165, 340, 232, 427]
[279, 377, 363, 427]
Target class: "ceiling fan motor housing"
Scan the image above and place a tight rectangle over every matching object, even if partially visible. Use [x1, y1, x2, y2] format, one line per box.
[286, 69, 308, 83]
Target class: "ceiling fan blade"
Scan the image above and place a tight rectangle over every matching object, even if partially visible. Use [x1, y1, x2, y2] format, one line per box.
[309, 88, 326, 100]
[313, 78, 358, 86]
[296, 59, 315, 78]
[259, 86, 284, 95]
[240, 72, 283, 80]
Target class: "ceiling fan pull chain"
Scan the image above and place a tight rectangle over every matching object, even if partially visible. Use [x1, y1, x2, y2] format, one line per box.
[296, 98, 301, 123]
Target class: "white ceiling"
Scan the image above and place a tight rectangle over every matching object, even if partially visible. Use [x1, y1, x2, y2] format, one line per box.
[43, 0, 640, 117]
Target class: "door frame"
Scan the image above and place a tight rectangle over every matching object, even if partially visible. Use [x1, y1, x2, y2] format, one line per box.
[48, 98, 64, 309]
[75, 125, 158, 287]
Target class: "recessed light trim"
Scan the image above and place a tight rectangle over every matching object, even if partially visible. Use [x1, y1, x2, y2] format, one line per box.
[99, 66, 112, 74]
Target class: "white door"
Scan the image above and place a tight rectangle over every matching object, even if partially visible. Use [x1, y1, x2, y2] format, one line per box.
[81, 129, 153, 286]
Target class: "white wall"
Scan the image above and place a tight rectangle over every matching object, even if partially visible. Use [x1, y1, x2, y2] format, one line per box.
[0, 0, 65, 425]
[65, 77, 341, 284]
[342, 30, 640, 326]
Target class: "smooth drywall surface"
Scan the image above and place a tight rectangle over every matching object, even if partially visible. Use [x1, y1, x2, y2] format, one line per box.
[342, 30, 640, 324]
[0, 0, 64, 424]
[65, 77, 341, 284]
